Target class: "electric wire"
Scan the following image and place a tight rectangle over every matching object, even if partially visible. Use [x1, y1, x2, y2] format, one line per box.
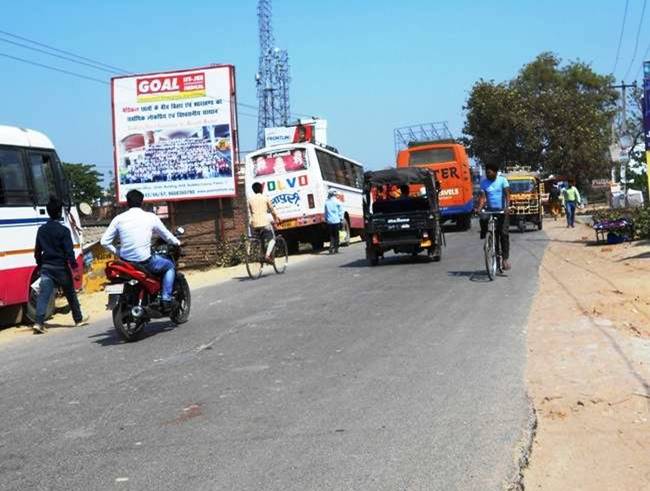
[613, 0, 630, 74]
[623, 0, 647, 81]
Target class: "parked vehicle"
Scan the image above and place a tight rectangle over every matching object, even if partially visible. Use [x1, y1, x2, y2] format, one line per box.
[363, 168, 444, 266]
[506, 168, 544, 232]
[0, 125, 86, 325]
[105, 229, 190, 341]
[244, 143, 364, 253]
[396, 128, 473, 230]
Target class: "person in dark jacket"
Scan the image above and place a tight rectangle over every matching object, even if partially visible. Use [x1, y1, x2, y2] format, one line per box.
[32, 198, 87, 334]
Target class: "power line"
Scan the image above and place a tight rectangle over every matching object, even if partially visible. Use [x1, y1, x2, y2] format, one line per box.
[0, 52, 109, 85]
[623, 0, 647, 81]
[613, 0, 630, 74]
[0, 28, 129, 74]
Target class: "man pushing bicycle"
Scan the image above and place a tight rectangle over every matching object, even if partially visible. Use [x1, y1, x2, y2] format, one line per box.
[475, 163, 512, 271]
[248, 182, 280, 262]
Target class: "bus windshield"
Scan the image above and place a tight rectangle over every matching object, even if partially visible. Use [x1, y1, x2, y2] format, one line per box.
[0, 147, 65, 206]
[0, 148, 31, 205]
[252, 148, 308, 177]
[409, 147, 455, 165]
[509, 179, 535, 193]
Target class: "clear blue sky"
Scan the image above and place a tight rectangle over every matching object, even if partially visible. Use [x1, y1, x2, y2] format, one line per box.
[1, 0, 645, 183]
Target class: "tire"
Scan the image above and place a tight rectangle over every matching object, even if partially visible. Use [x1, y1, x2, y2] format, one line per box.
[272, 237, 288, 274]
[287, 239, 300, 255]
[367, 248, 379, 266]
[538, 216, 543, 230]
[244, 238, 264, 280]
[170, 274, 191, 325]
[112, 301, 145, 342]
[24, 280, 55, 324]
[484, 233, 496, 281]
[517, 218, 526, 234]
[310, 240, 324, 252]
[340, 219, 351, 247]
[431, 228, 443, 262]
[458, 214, 472, 231]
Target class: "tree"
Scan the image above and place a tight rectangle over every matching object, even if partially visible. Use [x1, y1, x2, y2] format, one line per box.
[463, 53, 618, 188]
[104, 170, 116, 203]
[62, 162, 103, 204]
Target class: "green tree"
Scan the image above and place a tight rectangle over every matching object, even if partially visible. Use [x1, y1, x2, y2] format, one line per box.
[62, 162, 103, 204]
[463, 53, 618, 188]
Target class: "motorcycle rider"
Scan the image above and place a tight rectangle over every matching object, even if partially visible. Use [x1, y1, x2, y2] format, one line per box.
[101, 189, 180, 312]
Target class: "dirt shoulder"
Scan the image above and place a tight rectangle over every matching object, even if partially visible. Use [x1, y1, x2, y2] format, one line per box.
[0, 250, 320, 346]
[523, 219, 650, 490]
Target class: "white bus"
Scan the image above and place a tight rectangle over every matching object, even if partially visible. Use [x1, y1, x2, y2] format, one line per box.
[0, 125, 84, 324]
[244, 143, 365, 252]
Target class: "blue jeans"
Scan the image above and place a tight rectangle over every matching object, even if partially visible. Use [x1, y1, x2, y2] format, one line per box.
[147, 255, 175, 301]
[565, 201, 576, 227]
[36, 267, 83, 324]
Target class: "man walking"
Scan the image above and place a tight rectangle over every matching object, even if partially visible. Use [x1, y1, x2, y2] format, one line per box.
[324, 189, 344, 254]
[563, 180, 582, 228]
[33, 198, 87, 334]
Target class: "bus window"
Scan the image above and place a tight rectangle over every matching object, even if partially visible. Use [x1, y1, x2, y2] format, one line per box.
[0, 148, 31, 205]
[28, 152, 58, 204]
[316, 150, 337, 182]
[409, 148, 455, 165]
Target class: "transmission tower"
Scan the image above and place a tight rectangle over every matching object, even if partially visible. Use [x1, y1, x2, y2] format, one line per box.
[256, 0, 291, 148]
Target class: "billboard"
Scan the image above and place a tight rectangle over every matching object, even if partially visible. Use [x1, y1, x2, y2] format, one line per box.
[264, 119, 328, 148]
[111, 65, 237, 202]
[645, 61, 650, 198]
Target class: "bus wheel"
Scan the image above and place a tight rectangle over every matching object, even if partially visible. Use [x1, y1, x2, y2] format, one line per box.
[24, 288, 55, 324]
[340, 219, 351, 247]
[0, 305, 24, 328]
[458, 214, 472, 231]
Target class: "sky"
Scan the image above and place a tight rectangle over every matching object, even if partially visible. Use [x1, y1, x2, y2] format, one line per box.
[1, 0, 646, 185]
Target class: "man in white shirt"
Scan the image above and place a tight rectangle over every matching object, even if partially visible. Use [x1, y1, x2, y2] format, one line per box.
[101, 189, 181, 311]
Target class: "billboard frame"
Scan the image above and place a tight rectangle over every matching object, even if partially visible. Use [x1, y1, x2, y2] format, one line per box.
[110, 64, 239, 204]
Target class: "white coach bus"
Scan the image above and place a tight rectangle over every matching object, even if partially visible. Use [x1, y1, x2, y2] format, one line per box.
[0, 125, 84, 324]
[244, 143, 364, 253]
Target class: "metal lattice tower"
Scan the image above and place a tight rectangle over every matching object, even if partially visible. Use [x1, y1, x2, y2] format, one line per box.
[256, 0, 291, 148]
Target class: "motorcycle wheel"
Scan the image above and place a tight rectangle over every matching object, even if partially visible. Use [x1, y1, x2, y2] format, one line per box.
[170, 274, 191, 325]
[113, 302, 145, 342]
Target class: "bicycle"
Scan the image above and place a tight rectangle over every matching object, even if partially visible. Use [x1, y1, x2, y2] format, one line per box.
[480, 209, 505, 280]
[243, 228, 288, 280]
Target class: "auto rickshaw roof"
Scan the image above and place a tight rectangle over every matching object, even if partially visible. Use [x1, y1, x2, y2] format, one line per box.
[364, 167, 436, 187]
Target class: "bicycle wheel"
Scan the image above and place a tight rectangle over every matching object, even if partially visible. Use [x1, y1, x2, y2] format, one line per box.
[484, 232, 497, 281]
[244, 238, 264, 279]
[272, 236, 288, 274]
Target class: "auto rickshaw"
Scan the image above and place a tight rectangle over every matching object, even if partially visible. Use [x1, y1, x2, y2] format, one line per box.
[363, 168, 444, 266]
[506, 167, 544, 232]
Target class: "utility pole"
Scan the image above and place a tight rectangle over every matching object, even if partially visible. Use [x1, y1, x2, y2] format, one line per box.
[612, 81, 637, 206]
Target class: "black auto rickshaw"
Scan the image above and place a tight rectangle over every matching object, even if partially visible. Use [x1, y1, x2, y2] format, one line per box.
[363, 168, 444, 266]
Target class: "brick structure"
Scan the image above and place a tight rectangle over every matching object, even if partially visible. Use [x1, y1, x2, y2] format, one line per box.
[168, 181, 248, 267]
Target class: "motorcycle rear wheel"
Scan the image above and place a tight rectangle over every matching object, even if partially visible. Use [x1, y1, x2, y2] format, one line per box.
[113, 302, 145, 342]
[170, 274, 191, 325]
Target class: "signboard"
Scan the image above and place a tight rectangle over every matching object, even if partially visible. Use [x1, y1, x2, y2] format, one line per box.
[264, 119, 328, 148]
[111, 65, 237, 202]
[591, 178, 610, 189]
[644, 61, 650, 197]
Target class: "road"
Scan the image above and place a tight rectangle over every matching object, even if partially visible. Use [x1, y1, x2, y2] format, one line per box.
[0, 225, 545, 491]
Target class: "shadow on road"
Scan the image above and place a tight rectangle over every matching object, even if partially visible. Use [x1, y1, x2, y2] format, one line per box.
[340, 254, 435, 268]
[89, 321, 178, 346]
[447, 270, 494, 283]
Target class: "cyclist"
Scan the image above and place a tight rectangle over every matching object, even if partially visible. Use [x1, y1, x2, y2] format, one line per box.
[248, 182, 280, 262]
[475, 163, 511, 271]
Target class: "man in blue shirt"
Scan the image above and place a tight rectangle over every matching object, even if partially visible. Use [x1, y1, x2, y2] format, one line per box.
[475, 163, 511, 270]
[324, 189, 344, 254]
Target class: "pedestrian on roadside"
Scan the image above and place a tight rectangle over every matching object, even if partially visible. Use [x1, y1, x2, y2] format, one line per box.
[324, 189, 344, 254]
[563, 180, 582, 228]
[549, 183, 561, 221]
[32, 198, 88, 334]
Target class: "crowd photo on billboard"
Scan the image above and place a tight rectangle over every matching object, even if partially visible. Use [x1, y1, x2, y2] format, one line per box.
[119, 124, 232, 185]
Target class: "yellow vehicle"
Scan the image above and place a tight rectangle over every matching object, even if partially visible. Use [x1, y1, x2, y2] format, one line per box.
[506, 167, 544, 232]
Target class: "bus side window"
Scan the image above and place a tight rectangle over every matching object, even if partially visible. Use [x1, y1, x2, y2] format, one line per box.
[352, 164, 364, 189]
[0, 148, 32, 205]
[28, 152, 58, 205]
[316, 150, 337, 183]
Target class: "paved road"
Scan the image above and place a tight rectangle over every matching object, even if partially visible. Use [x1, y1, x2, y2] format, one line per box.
[0, 225, 545, 490]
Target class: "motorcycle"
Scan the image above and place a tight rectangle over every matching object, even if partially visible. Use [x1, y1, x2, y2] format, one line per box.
[104, 228, 191, 341]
